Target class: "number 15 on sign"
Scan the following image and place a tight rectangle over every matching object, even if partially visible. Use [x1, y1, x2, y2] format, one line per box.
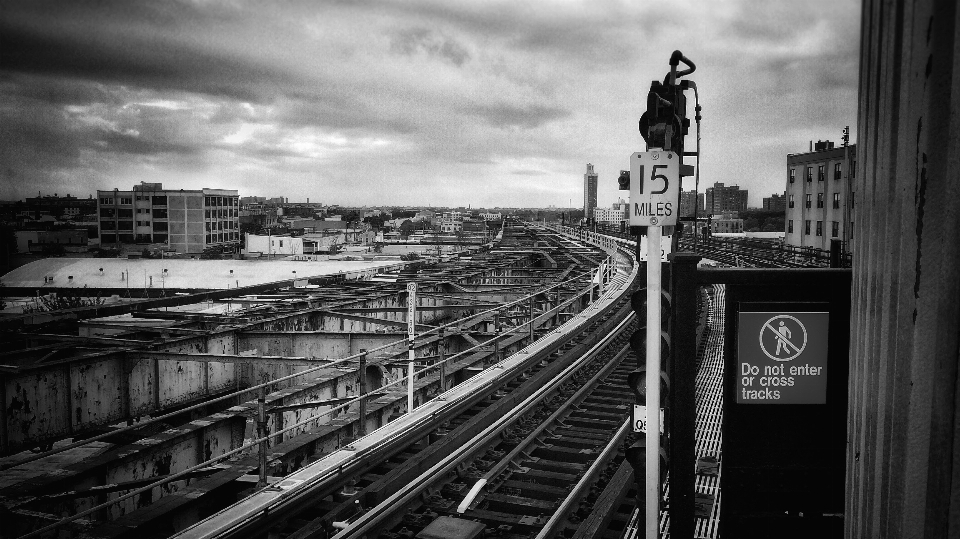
[629, 151, 680, 227]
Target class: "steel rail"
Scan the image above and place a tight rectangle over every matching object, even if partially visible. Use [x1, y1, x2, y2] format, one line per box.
[11, 250, 626, 539]
[167, 241, 638, 539]
[330, 312, 637, 539]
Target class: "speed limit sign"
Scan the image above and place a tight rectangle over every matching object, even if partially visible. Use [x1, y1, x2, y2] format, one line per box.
[629, 151, 680, 227]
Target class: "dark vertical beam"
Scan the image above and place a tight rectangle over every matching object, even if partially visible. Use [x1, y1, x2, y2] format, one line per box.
[62, 365, 73, 436]
[152, 358, 161, 410]
[438, 329, 446, 392]
[0, 375, 8, 453]
[849, 0, 960, 536]
[670, 253, 700, 538]
[358, 349, 367, 437]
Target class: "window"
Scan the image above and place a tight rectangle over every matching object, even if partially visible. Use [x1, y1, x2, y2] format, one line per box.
[100, 207, 116, 217]
[851, 192, 855, 208]
[833, 193, 840, 208]
[118, 208, 133, 218]
[152, 208, 167, 218]
[818, 165, 825, 181]
[100, 220, 116, 230]
[790, 168, 796, 183]
[136, 220, 149, 227]
[805, 194, 812, 208]
[152, 195, 167, 205]
[120, 197, 132, 205]
[806, 167, 813, 182]
[832, 221, 839, 237]
[834, 163, 842, 180]
[817, 193, 824, 208]
[154, 221, 168, 231]
[816, 221, 823, 236]
[279, 240, 284, 248]
[789, 194, 795, 208]
[788, 220, 794, 233]
[100, 197, 113, 205]
[852, 160, 857, 177]
[804, 220, 811, 235]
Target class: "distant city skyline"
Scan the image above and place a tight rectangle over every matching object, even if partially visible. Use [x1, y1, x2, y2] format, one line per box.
[1, 1, 859, 209]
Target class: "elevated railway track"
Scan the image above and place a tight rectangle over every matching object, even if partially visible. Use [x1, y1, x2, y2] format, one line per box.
[2, 222, 760, 539]
[0, 222, 636, 539]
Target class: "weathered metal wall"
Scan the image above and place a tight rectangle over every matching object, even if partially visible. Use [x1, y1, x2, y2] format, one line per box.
[847, 0, 960, 536]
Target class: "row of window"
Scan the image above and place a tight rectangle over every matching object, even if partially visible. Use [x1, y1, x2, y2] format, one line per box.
[207, 232, 239, 243]
[101, 208, 169, 218]
[100, 196, 168, 206]
[205, 209, 237, 218]
[788, 193, 846, 209]
[205, 221, 236, 231]
[788, 219, 853, 238]
[204, 196, 239, 207]
[101, 220, 170, 231]
[100, 232, 238, 245]
[789, 161, 857, 183]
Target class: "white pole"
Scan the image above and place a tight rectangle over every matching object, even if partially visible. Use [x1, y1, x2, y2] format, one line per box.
[408, 342, 415, 412]
[406, 282, 417, 413]
[645, 225, 662, 538]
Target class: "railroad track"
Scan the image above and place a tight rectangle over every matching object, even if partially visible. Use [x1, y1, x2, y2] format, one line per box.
[319, 311, 639, 539]
[167, 236, 640, 539]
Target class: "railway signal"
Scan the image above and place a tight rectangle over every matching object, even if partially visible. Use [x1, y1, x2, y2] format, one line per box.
[626, 50, 697, 539]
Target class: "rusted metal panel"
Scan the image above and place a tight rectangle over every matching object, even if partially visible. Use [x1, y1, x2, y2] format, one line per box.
[71, 359, 125, 432]
[3, 368, 72, 452]
[847, 0, 960, 536]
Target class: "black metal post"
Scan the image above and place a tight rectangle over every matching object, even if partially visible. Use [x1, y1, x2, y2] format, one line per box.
[257, 387, 267, 488]
[528, 296, 535, 344]
[670, 252, 701, 538]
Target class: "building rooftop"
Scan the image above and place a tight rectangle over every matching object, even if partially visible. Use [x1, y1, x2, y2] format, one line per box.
[1, 257, 406, 291]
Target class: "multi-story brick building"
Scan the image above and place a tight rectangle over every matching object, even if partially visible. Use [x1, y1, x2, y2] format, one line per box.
[785, 140, 857, 250]
[97, 182, 239, 254]
[762, 192, 787, 212]
[679, 189, 705, 218]
[704, 182, 748, 215]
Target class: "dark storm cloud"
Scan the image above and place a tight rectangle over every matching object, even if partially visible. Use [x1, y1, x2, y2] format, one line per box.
[390, 28, 471, 66]
[1, 22, 290, 103]
[464, 103, 571, 129]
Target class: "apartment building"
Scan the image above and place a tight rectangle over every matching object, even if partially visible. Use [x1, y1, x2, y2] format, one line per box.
[98, 182, 240, 254]
[785, 141, 857, 250]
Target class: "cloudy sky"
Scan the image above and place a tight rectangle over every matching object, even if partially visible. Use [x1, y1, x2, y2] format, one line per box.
[0, 0, 860, 209]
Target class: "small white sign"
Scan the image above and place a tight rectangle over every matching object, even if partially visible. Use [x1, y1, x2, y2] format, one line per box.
[638, 234, 673, 261]
[629, 151, 680, 227]
[633, 405, 665, 434]
[406, 282, 417, 338]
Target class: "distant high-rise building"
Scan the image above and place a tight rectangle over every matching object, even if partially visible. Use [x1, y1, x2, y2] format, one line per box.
[762, 192, 787, 212]
[583, 163, 598, 223]
[679, 190, 705, 218]
[785, 140, 857, 251]
[97, 182, 239, 254]
[704, 182, 748, 215]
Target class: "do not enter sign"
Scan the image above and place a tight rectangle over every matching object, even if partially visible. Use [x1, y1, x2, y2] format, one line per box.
[737, 312, 829, 404]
